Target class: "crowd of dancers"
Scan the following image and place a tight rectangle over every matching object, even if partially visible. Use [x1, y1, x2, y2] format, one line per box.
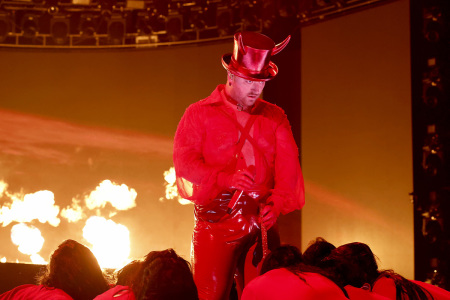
[0, 237, 449, 300]
[241, 238, 450, 300]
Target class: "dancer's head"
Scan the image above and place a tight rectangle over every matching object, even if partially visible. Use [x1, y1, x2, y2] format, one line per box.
[116, 259, 141, 286]
[302, 237, 336, 267]
[132, 248, 198, 300]
[260, 244, 303, 275]
[38, 239, 109, 300]
[320, 242, 379, 287]
[322, 242, 434, 300]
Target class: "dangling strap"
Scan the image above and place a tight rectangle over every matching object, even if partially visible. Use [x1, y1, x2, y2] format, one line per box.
[259, 202, 270, 261]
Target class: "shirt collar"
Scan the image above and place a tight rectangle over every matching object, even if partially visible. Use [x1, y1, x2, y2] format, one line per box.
[202, 84, 261, 113]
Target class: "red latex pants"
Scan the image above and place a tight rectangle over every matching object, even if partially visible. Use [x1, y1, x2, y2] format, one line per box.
[191, 191, 279, 300]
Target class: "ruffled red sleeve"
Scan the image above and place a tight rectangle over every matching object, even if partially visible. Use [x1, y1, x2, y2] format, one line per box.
[266, 110, 305, 216]
[173, 103, 224, 205]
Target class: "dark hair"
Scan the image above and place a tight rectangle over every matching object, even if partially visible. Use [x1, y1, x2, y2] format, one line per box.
[320, 242, 433, 300]
[261, 244, 348, 297]
[320, 242, 379, 288]
[131, 248, 198, 300]
[379, 271, 434, 300]
[116, 260, 141, 286]
[302, 237, 336, 267]
[37, 239, 110, 300]
[260, 244, 303, 275]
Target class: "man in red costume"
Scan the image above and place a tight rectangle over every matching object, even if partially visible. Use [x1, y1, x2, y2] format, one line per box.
[173, 31, 305, 300]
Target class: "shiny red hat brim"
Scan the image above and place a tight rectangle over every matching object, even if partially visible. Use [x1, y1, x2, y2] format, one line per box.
[221, 53, 278, 82]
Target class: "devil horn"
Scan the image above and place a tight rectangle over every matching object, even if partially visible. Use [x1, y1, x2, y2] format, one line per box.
[238, 33, 247, 55]
[272, 35, 291, 55]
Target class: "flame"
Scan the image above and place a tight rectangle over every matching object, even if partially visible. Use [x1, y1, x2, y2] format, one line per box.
[11, 223, 46, 264]
[60, 180, 137, 268]
[61, 180, 137, 223]
[85, 180, 137, 211]
[82, 216, 130, 269]
[0, 188, 60, 227]
[0, 180, 7, 197]
[30, 254, 46, 265]
[161, 167, 191, 205]
[61, 199, 84, 223]
[1, 257, 6, 263]
[60, 180, 136, 269]
[0, 182, 54, 264]
[1, 179, 137, 267]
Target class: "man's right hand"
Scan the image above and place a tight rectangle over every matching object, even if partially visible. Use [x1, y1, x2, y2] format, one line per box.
[218, 169, 254, 191]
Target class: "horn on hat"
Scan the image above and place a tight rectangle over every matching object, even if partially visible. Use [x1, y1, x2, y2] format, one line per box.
[271, 35, 291, 55]
[237, 32, 247, 55]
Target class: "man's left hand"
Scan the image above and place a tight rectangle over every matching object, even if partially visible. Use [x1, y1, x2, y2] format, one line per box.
[260, 205, 277, 230]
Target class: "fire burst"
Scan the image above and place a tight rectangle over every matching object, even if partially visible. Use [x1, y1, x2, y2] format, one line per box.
[11, 223, 46, 264]
[85, 180, 137, 211]
[62, 179, 136, 269]
[0, 189, 60, 227]
[161, 167, 191, 205]
[83, 216, 131, 269]
[0, 179, 137, 269]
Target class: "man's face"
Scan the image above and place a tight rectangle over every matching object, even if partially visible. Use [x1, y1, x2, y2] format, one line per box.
[228, 75, 265, 109]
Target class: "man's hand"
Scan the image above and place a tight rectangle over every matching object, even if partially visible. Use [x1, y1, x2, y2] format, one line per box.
[218, 169, 254, 191]
[260, 204, 277, 230]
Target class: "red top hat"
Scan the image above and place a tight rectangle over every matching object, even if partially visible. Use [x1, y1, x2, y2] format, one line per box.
[221, 31, 291, 81]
